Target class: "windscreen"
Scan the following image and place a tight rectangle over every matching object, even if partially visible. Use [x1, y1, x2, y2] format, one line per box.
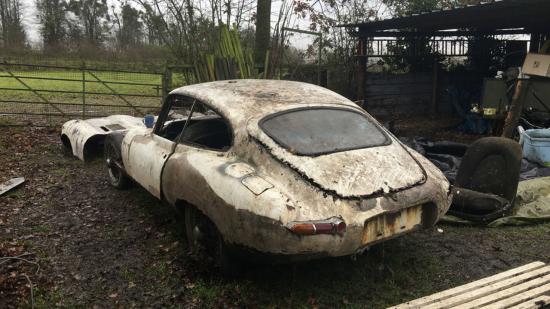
[259, 107, 390, 156]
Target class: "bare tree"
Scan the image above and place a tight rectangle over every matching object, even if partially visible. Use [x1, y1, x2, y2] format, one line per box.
[136, 0, 257, 62]
[68, 0, 109, 46]
[0, 0, 26, 49]
[36, 0, 67, 51]
[112, 2, 144, 50]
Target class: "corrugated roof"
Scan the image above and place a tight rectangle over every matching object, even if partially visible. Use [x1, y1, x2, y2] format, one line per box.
[342, 0, 550, 34]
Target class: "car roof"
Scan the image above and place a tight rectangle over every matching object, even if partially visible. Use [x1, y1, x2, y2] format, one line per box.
[169, 79, 359, 125]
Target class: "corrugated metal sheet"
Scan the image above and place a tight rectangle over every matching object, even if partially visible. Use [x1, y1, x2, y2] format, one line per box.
[342, 0, 550, 33]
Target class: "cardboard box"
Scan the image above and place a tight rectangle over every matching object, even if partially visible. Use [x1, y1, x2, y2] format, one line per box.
[523, 53, 550, 78]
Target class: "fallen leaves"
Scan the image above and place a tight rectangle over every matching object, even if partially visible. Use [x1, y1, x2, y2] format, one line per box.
[0, 243, 41, 309]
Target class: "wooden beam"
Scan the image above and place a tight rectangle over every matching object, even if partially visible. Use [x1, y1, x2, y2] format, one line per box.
[356, 38, 367, 104]
[389, 261, 549, 309]
[0, 177, 25, 196]
[502, 80, 530, 138]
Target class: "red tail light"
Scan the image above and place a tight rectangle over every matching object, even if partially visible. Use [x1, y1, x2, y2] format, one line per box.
[287, 218, 346, 236]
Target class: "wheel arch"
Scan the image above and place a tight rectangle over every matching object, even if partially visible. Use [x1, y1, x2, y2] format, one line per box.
[103, 131, 127, 156]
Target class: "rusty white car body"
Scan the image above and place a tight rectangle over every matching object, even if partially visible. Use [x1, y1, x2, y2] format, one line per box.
[61, 79, 452, 260]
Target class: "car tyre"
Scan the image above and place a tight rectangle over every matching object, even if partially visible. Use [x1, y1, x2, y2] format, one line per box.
[184, 205, 241, 276]
[104, 140, 131, 189]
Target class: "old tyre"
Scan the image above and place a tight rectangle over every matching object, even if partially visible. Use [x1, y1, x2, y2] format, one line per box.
[184, 205, 241, 275]
[104, 141, 130, 189]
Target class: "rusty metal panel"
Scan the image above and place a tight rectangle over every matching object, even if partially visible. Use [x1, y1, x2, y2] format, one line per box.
[362, 205, 423, 245]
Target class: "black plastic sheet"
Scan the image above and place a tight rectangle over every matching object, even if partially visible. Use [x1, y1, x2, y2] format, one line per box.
[400, 137, 550, 182]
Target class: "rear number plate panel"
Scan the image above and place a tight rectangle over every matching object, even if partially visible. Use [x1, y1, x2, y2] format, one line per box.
[362, 206, 422, 244]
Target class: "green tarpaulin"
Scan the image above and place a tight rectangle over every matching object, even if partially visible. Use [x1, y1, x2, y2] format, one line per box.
[443, 177, 550, 226]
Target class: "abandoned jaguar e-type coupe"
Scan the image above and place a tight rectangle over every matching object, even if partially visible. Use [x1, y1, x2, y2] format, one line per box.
[61, 80, 452, 268]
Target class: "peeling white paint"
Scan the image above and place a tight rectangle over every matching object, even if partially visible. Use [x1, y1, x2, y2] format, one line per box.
[61, 115, 145, 160]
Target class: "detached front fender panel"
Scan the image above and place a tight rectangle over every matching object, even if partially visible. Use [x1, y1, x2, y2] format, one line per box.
[60, 116, 145, 161]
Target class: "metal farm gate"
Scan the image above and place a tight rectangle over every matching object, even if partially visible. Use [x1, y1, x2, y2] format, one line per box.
[0, 62, 195, 126]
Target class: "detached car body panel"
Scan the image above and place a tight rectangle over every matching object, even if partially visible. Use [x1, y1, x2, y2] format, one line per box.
[61, 115, 145, 161]
[61, 80, 452, 258]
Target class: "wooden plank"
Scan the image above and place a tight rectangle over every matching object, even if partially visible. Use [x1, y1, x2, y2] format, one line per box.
[452, 274, 550, 309]
[390, 261, 546, 309]
[0, 177, 25, 196]
[506, 295, 550, 309]
[424, 268, 550, 309]
[480, 285, 550, 309]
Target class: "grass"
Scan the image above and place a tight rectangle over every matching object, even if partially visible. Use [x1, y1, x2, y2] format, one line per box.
[0, 68, 191, 119]
[30, 225, 51, 234]
[176, 244, 445, 308]
[1, 70, 162, 94]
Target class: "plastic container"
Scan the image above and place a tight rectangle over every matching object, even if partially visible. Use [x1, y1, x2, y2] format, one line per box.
[143, 114, 155, 128]
[520, 128, 550, 167]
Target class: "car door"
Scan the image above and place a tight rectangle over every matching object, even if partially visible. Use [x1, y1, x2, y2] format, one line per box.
[124, 95, 195, 198]
[160, 100, 234, 207]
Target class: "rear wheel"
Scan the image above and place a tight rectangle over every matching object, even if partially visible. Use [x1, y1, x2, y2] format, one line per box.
[104, 141, 130, 189]
[184, 205, 240, 275]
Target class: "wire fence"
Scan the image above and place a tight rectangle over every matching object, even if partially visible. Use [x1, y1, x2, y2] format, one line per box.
[0, 61, 196, 126]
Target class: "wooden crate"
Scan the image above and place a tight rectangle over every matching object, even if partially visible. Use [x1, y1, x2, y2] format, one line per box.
[389, 261, 550, 309]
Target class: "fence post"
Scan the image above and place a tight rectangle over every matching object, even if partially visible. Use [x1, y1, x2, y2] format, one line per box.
[162, 65, 172, 103]
[82, 61, 86, 119]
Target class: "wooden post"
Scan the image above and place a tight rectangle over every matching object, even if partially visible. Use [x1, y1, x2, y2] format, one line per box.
[530, 33, 541, 53]
[431, 58, 439, 114]
[82, 62, 86, 119]
[356, 38, 367, 105]
[501, 80, 529, 139]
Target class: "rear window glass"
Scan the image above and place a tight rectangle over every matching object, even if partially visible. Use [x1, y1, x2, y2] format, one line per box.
[259, 107, 390, 156]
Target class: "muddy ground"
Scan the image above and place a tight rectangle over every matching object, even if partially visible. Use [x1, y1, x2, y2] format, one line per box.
[1, 122, 549, 308]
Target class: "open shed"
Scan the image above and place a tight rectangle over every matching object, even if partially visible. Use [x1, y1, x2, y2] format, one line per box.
[342, 0, 550, 115]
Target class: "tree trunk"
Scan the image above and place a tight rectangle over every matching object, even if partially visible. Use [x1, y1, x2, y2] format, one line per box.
[254, 0, 271, 68]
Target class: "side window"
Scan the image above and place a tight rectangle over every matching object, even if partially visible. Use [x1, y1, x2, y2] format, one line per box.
[179, 101, 233, 151]
[154, 95, 195, 141]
